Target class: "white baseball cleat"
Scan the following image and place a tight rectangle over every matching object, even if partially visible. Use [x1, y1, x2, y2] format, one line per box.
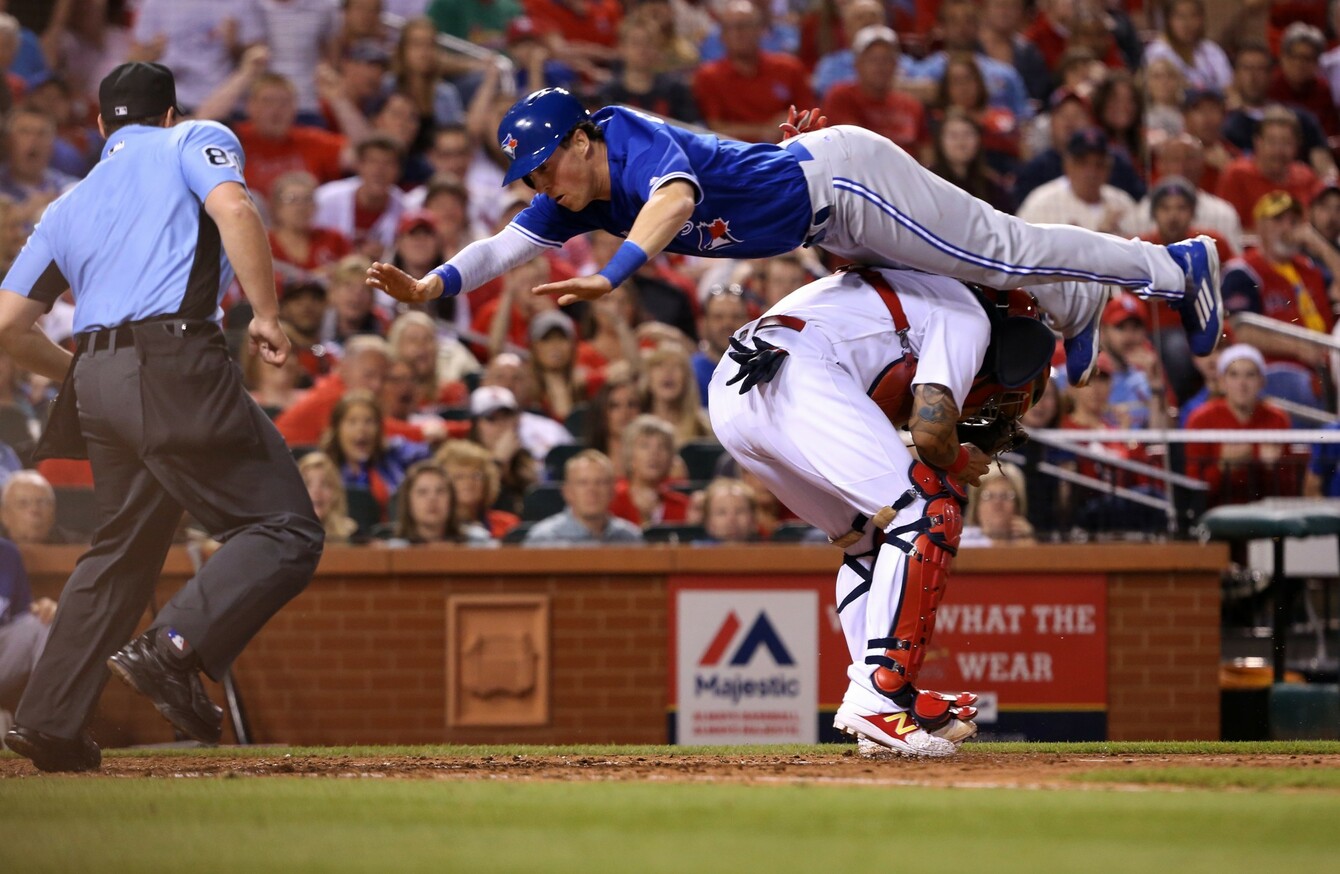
[834, 704, 978, 758]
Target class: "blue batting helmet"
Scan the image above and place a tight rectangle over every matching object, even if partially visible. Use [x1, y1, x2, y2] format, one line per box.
[497, 88, 591, 185]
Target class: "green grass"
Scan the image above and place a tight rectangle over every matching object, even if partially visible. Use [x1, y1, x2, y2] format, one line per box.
[1076, 767, 1340, 791]
[2, 740, 1330, 759]
[1, 778, 1338, 873]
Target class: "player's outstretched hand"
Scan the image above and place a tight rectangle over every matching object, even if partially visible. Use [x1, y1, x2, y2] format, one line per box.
[532, 274, 614, 306]
[779, 105, 828, 141]
[367, 261, 443, 303]
[249, 315, 292, 368]
[951, 443, 992, 487]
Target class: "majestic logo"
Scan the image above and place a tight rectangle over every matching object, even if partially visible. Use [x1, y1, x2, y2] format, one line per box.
[695, 217, 742, 251]
[500, 133, 518, 159]
[699, 611, 794, 667]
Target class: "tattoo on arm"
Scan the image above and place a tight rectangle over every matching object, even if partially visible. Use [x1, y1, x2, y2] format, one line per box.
[910, 383, 961, 468]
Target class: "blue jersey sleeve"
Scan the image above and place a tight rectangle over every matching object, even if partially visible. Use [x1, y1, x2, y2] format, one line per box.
[176, 121, 247, 202]
[613, 111, 703, 203]
[0, 216, 65, 308]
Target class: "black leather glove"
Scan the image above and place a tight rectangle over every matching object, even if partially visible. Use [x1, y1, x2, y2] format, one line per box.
[725, 335, 790, 394]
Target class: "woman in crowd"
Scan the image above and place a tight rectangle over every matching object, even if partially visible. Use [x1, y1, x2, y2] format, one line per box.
[387, 16, 464, 153]
[934, 53, 1019, 175]
[376, 460, 491, 545]
[585, 362, 642, 479]
[435, 439, 521, 538]
[322, 255, 386, 346]
[641, 343, 712, 445]
[1141, 0, 1232, 92]
[1092, 70, 1145, 173]
[610, 415, 690, 528]
[267, 171, 352, 276]
[1143, 56, 1187, 141]
[928, 109, 1014, 215]
[320, 391, 429, 518]
[468, 387, 538, 517]
[529, 309, 591, 425]
[699, 477, 758, 543]
[387, 310, 455, 413]
[962, 462, 1036, 547]
[297, 452, 359, 544]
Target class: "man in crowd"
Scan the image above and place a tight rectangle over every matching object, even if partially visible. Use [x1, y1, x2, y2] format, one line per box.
[1218, 106, 1321, 232]
[825, 26, 928, 156]
[1223, 43, 1336, 177]
[1017, 128, 1138, 234]
[692, 284, 751, 405]
[1138, 135, 1242, 249]
[525, 450, 644, 544]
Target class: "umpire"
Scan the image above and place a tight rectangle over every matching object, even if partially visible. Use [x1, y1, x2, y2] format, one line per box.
[0, 63, 324, 772]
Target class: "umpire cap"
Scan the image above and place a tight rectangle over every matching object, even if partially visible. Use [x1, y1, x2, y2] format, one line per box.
[498, 88, 591, 186]
[99, 62, 181, 122]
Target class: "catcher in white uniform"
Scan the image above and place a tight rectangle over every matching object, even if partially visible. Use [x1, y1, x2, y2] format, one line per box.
[709, 265, 1053, 756]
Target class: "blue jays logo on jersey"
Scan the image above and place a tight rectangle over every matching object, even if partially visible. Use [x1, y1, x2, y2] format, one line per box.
[694, 217, 742, 251]
[501, 133, 518, 159]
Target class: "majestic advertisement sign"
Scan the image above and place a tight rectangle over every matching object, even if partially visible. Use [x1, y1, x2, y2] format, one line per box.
[673, 590, 817, 744]
[671, 573, 1107, 742]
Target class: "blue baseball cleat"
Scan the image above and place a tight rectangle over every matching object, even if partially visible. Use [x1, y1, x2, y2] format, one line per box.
[1063, 295, 1104, 387]
[1167, 235, 1223, 356]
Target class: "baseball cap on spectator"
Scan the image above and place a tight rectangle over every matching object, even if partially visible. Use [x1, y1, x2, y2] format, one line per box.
[1281, 22, 1326, 55]
[397, 209, 437, 235]
[470, 385, 521, 418]
[851, 25, 899, 56]
[529, 309, 576, 343]
[1149, 175, 1198, 210]
[1253, 190, 1302, 224]
[1048, 86, 1090, 113]
[506, 16, 546, 45]
[1182, 87, 1225, 110]
[1216, 343, 1266, 377]
[280, 279, 327, 302]
[1065, 127, 1109, 158]
[346, 40, 391, 66]
[1102, 293, 1149, 329]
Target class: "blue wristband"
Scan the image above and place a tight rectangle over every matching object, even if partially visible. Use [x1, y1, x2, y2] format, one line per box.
[596, 241, 648, 289]
[427, 264, 462, 297]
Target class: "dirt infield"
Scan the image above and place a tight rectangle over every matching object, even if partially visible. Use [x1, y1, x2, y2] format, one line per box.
[5, 750, 1340, 788]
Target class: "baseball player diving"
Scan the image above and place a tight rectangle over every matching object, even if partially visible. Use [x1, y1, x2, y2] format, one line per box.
[710, 264, 1052, 756]
[367, 88, 1225, 386]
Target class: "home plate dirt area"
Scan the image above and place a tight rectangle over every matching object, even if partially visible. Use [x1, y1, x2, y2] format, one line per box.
[4, 750, 1339, 789]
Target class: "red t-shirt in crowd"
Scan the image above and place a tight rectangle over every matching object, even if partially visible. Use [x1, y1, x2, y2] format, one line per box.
[1214, 157, 1319, 231]
[1224, 248, 1334, 353]
[235, 121, 346, 201]
[1268, 70, 1340, 137]
[609, 480, 691, 528]
[1184, 397, 1296, 504]
[693, 53, 815, 130]
[275, 373, 428, 446]
[269, 227, 352, 273]
[1024, 13, 1123, 70]
[524, 0, 621, 47]
[824, 85, 928, 155]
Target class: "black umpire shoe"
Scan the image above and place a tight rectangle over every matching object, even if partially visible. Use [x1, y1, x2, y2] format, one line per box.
[5, 725, 102, 772]
[107, 632, 223, 744]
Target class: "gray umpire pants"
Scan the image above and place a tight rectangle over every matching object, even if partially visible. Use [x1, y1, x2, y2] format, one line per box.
[16, 336, 324, 740]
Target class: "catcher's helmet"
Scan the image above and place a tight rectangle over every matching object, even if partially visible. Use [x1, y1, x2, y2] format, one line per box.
[498, 87, 591, 186]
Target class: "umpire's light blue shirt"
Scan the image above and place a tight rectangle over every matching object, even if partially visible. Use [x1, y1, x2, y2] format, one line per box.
[1, 120, 247, 334]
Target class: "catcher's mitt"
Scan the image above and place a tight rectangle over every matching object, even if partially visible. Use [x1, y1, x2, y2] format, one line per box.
[956, 414, 1028, 456]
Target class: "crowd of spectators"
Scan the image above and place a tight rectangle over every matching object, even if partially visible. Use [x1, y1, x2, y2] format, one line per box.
[0, 0, 1335, 556]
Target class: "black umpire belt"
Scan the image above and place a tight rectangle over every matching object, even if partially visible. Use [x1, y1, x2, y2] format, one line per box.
[76, 320, 214, 354]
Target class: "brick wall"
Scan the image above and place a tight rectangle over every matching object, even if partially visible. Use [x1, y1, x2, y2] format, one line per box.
[1106, 572, 1221, 741]
[20, 544, 1226, 746]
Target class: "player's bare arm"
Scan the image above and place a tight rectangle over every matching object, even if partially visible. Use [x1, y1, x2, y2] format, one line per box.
[533, 179, 698, 306]
[909, 383, 989, 486]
